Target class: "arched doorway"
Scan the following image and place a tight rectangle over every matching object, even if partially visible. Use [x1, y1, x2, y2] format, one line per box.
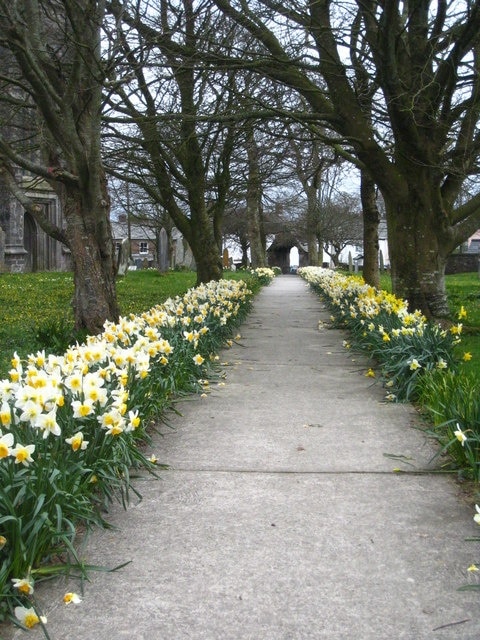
[289, 247, 299, 271]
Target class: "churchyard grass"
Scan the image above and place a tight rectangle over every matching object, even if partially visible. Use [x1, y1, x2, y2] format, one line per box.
[0, 270, 209, 379]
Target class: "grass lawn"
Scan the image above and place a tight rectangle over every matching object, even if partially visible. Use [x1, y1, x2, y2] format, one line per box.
[0, 270, 197, 378]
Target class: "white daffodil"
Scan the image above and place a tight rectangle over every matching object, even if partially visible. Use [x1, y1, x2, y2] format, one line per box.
[474, 505, 480, 525]
[14, 606, 46, 629]
[0, 431, 14, 459]
[454, 425, 467, 446]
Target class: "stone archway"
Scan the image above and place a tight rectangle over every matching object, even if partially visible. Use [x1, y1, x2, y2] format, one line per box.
[266, 232, 308, 273]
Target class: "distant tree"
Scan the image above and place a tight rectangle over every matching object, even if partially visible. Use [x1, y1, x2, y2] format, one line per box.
[320, 193, 363, 266]
[0, 0, 119, 333]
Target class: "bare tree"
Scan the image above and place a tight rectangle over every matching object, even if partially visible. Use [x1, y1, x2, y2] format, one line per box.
[320, 193, 363, 266]
[0, 0, 119, 333]
[104, 0, 244, 284]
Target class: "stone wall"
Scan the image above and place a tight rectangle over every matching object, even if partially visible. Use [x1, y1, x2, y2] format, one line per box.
[445, 253, 479, 275]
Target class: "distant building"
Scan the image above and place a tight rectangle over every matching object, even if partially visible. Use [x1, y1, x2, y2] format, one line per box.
[111, 214, 195, 271]
[463, 230, 480, 254]
[0, 176, 70, 273]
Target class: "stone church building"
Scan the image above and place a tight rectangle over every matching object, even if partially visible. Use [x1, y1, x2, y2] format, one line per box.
[0, 177, 70, 273]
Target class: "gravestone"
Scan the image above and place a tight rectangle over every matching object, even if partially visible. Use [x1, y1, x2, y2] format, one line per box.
[223, 248, 229, 269]
[117, 238, 130, 276]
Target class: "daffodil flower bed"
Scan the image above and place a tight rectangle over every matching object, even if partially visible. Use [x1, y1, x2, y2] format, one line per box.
[246, 267, 277, 286]
[299, 266, 461, 402]
[0, 277, 268, 629]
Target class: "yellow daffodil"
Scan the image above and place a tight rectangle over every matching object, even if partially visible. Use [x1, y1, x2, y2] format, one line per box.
[0, 535, 6, 550]
[467, 564, 479, 572]
[463, 352, 473, 361]
[408, 358, 421, 371]
[458, 306, 467, 320]
[365, 368, 376, 378]
[193, 354, 205, 366]
[63, 592, 82, 605]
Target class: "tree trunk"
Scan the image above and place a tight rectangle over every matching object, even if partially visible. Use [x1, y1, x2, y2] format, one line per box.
[385, 198, 449, 319]
[246, 126, 267, 267]
[360, 170, 380, 288]
[188, 216, 223, 284]
[306, 184, 320, 266]
[61, 181, 119, 334]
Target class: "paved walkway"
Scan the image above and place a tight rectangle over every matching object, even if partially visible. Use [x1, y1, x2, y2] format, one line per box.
[4, 275, 480, 639]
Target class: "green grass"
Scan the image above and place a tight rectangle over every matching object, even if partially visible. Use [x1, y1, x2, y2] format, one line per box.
[0, 270, 198, 378]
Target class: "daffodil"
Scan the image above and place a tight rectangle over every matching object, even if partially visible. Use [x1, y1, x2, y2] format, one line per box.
[0, 401, 13, 427]
[450, 323, 463, 335]
[463, 352, 473, 362]
[11, 443, 35, 466]
[14, 606, 46, 629]
[0, 535, 6, 550]
[365, 368, 375, 378]
[63, 592, 82, 605]
[0, 431, 14, 458]
[127, 409, 141, 431]
[12, 577, 34, 595]
[458, 306, 467, 320]
[408, 358, 421, 371]
[193, 354, 205, 366]
[36, 408, 61, 438]
[454, 425, 467, 446]
[65, 431, 88, 452]
[474, 505, 480, 525]
[72, 399, 95, 419]
[467, 564, 479, 572]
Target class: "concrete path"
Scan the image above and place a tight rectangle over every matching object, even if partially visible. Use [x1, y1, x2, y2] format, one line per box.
[3, 275, 480, 639]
